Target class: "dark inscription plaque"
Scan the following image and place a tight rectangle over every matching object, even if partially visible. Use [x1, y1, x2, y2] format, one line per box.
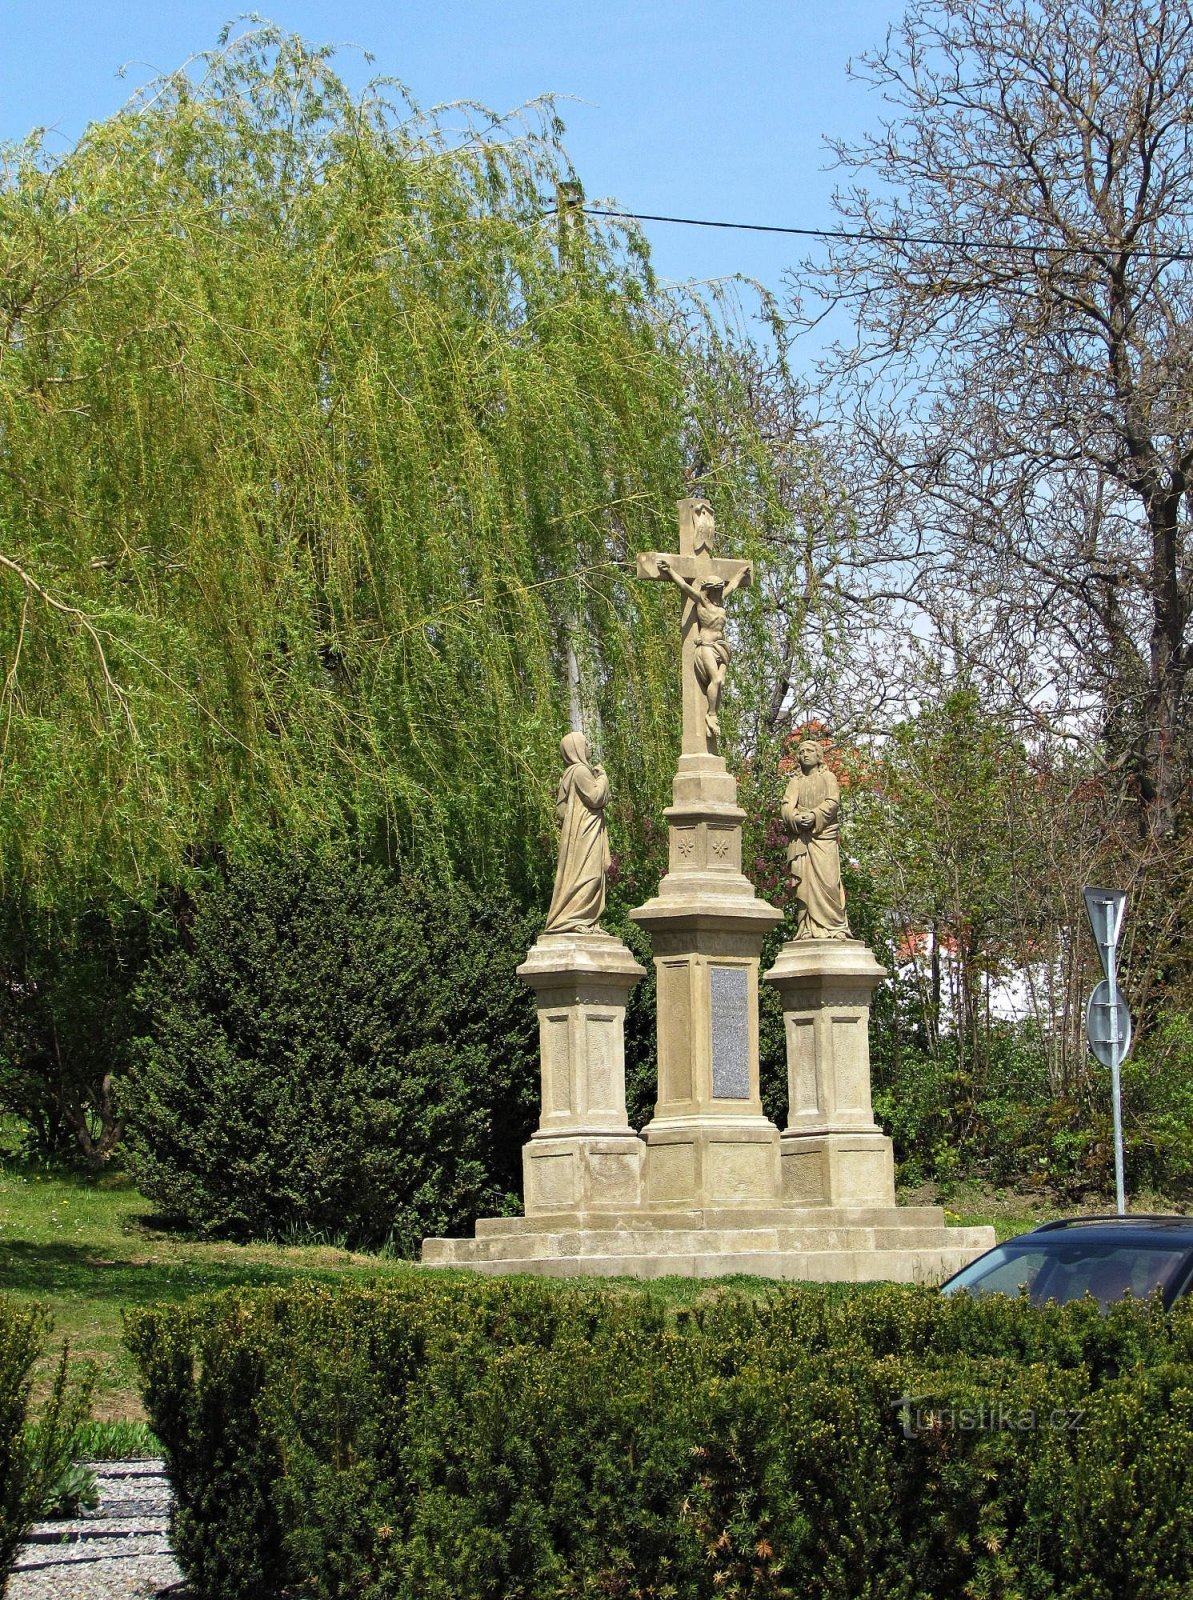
[710, 965, 750, 1098]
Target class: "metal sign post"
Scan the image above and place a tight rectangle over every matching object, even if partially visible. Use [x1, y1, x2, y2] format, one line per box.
[1082, 887, 1130, 1215]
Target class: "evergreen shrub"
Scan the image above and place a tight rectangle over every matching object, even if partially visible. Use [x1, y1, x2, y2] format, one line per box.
[127, 1276, 1193, 1600]
[124, 851, 539, 1251]
[1123, 1011, 1193, 1194]
[0, 898, 148, 1165]
[875, 1029, 1131, 1197]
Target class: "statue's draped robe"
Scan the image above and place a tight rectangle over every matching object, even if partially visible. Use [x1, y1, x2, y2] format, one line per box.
[693, 596, 731, 676]
[544, 742, 611, 934]
[782, 764, 851, 939]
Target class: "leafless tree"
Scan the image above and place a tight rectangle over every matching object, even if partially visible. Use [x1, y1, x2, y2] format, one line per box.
[800, 0, 1193, 845]
[702, 337, 932, 750]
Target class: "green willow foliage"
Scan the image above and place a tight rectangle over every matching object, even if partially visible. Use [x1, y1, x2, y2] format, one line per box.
[0, 27, 782, 903]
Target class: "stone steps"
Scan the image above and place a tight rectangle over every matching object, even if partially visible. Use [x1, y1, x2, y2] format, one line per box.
[471, 1203, 958, 1236]
[423, 1218, 994, 1280]
[431, 1229, 991, 1261]
[437, 1244, 991, 1281]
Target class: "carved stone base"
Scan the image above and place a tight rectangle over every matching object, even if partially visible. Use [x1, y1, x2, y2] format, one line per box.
[780, 1130, 896, 1208]
[642, 1117, 781, 1209]
[516, 930, 645, 1216]
[764, 938, 897, 1210]
[524, 1132, 644, 1213]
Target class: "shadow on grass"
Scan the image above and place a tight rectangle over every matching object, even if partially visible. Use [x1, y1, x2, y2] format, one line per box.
[0, 1239, 326, 1310]
[123, 1209, 199, 1237]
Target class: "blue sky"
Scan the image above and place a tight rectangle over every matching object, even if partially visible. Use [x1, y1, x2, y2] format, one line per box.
[2, 0, 900, 311]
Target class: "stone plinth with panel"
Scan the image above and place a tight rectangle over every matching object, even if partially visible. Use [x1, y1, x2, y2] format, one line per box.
[764, 938, 897, 1207]
[517, 930, 646, 1215]
[629, 748, 785, 1209]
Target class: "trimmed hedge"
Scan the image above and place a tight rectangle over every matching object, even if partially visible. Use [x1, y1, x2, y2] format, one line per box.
[127, 1276, 1193, 1600]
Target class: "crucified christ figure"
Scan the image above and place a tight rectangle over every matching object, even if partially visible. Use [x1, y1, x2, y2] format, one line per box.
[654, 559, 748, 740]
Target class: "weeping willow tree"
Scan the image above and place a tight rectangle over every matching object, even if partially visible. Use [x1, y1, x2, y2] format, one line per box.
[0, 25, 787, 907]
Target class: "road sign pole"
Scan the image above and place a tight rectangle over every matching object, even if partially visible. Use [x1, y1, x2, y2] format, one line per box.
[1106, 934, 1126, 1217]
[1083, 886, 1129, 1216]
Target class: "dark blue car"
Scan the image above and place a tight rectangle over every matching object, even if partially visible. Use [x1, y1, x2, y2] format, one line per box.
[940, 1215, 1193, 1309]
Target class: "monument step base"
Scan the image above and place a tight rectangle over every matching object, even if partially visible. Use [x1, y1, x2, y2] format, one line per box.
[476, 1203, 953, 1235]
[422, 1210, 994, 1282]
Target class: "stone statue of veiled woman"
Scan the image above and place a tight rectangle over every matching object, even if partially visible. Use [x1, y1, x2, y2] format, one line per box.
[543, 732, 611, 934]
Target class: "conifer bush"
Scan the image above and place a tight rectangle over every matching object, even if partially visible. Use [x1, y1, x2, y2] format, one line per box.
[124, 850, 539, 1251]
[0, 898, 148, 1165]
[127, 1276, 1193, 1600]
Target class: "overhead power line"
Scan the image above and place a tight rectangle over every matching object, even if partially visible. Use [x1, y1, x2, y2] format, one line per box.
[555, 204, 1193, 264]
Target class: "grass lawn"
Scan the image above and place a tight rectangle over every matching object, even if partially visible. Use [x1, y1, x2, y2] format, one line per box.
[931, 1177, 1192, 1240]
[0, 1163, 1084, 1421]
[0, 1164, 442, 1420]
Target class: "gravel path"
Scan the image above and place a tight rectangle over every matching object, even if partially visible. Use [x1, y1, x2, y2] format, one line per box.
[8, 1460, 184, 1600]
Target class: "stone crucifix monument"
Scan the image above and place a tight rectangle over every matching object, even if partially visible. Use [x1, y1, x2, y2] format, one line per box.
[421, 496, 994, 1279]
[629, 497, 786, 1208]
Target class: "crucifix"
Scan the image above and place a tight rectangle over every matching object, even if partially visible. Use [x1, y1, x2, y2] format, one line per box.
[636, 497, 752, 755]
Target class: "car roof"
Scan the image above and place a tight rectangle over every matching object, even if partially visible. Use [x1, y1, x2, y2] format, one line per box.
[1003, 1215, 1193, 1249]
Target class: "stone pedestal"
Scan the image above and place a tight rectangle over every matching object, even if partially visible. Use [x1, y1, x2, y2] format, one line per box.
[424, 886, 995, 1281]
[629, 752, 785, 1208]
[516, 931, 646, 1214]
[764, 939, 896, 1208]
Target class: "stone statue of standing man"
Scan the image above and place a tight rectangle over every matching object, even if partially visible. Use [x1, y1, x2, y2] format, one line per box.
[544, 732, 611, 934]
[782, 740, 851, 940]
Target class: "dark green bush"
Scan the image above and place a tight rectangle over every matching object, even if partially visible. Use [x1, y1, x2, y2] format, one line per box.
[123, 851, 540, 1250]
[0, 1301, 93, 1588]
[127, 1276, 1193, 1600]
[0, 898, 149, 1165]
[871, 1004, 1193, 1202]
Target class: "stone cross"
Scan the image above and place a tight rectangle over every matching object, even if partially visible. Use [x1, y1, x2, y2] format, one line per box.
[636, 497, 752, 756]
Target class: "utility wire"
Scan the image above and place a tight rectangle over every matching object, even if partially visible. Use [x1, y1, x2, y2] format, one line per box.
[555, 204, 1193, 263]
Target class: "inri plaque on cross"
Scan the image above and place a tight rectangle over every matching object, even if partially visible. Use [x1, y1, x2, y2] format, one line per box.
[637, 498, 751, 756]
